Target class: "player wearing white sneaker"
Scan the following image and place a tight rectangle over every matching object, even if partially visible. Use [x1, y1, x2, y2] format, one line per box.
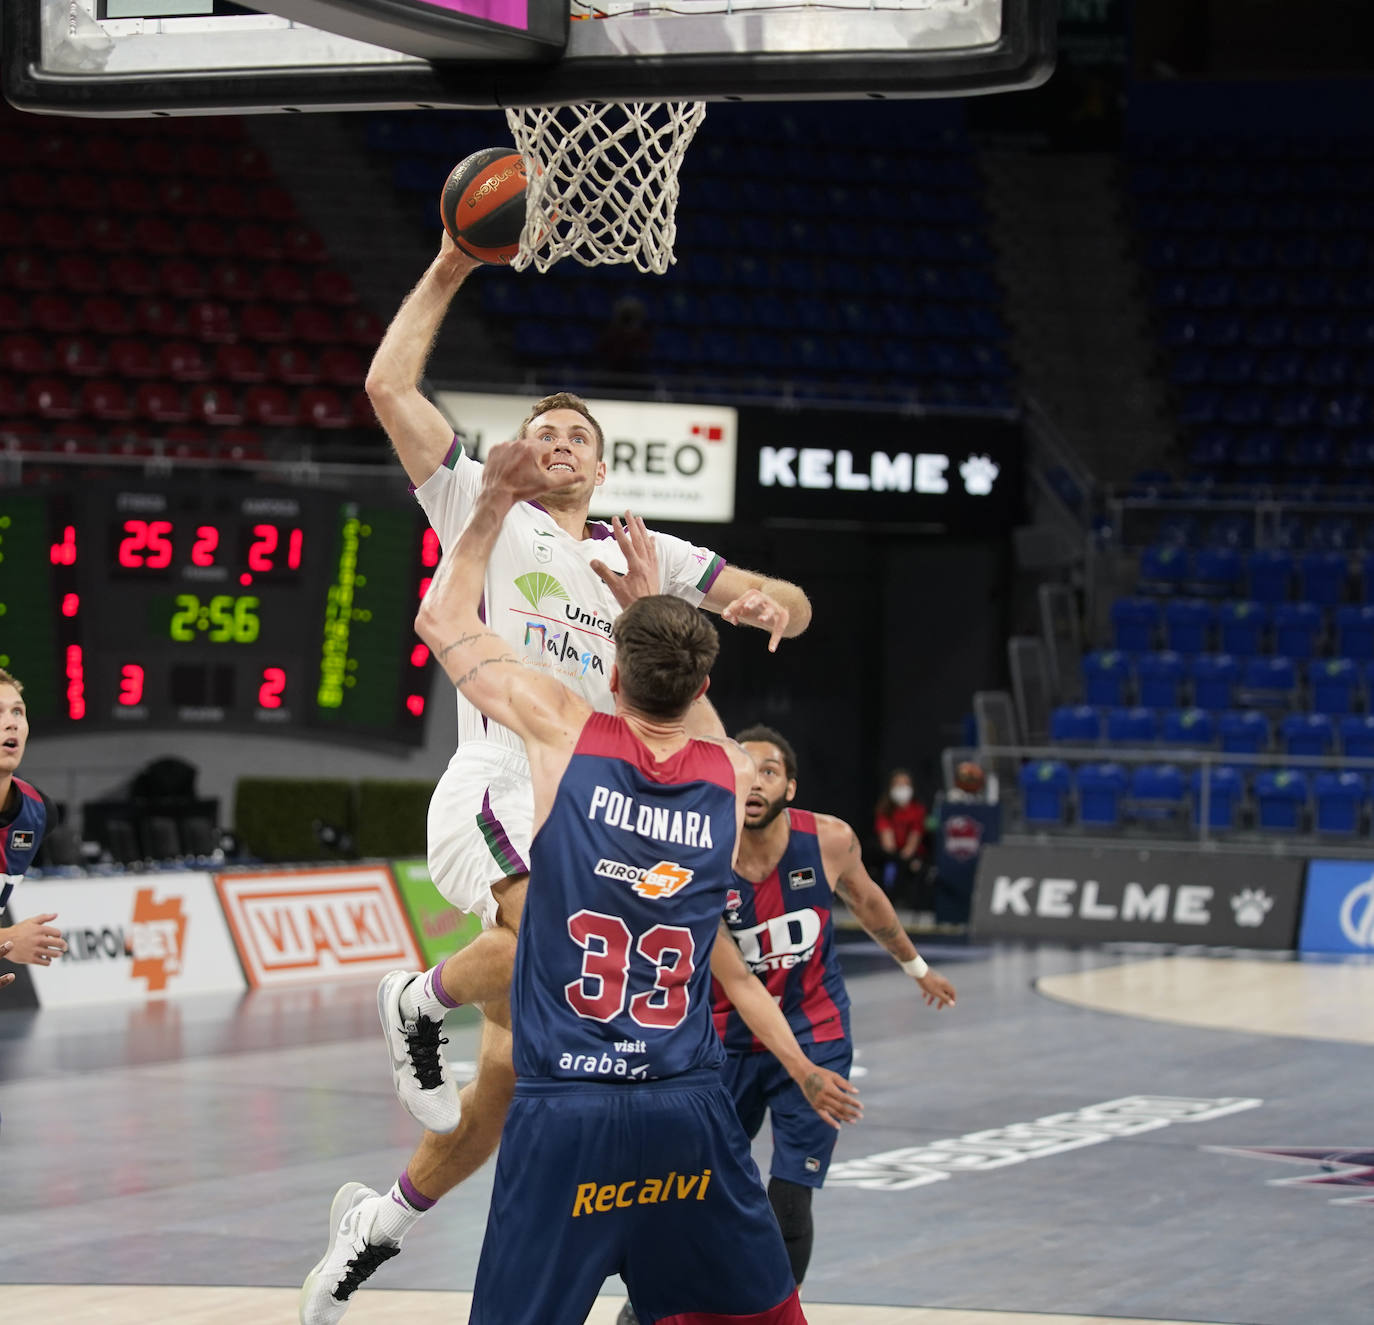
[299, 1183, 402, 1325]
[299, 236, 815, 1324]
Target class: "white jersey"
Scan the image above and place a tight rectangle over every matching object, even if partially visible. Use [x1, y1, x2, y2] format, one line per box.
[415, 436, 726, 756]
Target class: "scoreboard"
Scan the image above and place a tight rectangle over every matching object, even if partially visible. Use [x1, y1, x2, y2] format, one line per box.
[0, 482, 438, 746]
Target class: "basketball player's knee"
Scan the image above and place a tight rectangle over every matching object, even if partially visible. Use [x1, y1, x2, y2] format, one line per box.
[767, 1177, 813, 1245]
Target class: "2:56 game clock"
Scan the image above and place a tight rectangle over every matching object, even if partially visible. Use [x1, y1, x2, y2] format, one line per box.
[0, 482, 437, 747]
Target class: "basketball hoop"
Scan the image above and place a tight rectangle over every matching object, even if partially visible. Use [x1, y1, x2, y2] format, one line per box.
[505, 100, 707, 275]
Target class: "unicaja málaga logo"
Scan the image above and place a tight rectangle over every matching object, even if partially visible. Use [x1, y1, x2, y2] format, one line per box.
[1339, 876, 1374, 948]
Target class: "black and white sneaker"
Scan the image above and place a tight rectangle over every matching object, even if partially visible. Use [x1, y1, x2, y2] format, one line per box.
[299, 1183, 402, 1325]
[378, 970, 460, 1133]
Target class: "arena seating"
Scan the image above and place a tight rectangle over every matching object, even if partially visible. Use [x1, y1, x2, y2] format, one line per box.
[0, 106, 381, 458]
[364, 102, 1012, 407]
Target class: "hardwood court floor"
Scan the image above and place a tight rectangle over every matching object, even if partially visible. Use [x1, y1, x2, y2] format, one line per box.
[2, 942, 1369, 1325]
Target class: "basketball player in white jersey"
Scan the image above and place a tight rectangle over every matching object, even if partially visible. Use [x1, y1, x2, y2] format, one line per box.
[300, 235, 820, 1324]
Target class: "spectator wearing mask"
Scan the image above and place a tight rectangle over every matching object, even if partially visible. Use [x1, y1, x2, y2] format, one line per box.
[873, 769, 926, 898]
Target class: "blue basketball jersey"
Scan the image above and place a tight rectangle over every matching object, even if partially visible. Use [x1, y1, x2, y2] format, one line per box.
[0, 777, 50, 912]
[512, 712, 739, 1083]
[711, 808, 851, 1053]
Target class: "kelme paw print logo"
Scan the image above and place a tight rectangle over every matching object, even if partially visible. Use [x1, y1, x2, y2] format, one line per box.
[960, 454, 999, 496]
[1231, 888, 1274, 927]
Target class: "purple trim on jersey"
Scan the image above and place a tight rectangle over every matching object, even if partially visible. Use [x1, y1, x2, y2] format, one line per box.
[398, 1171, 437, 1212]
[477, 788, 528, 877]
[408, 435, 464, 496]
[426, 962, 461, 1010]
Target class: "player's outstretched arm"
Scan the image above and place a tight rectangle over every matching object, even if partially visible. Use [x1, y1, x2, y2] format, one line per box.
[709, 930, 862, 1130]
[818, 816, 956, 1010]
[701, 566, 812, 652]
[416, 436, 588, 744]
[366, 233, 484, 489]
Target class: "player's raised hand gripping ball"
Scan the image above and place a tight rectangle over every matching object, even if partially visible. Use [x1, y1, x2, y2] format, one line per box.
[440, 147, 528, 265]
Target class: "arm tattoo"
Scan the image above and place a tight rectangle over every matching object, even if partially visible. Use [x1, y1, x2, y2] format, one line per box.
[871, 921, 905, 947]
[436, 630, 501, 663]
[454, 653, 520, 689]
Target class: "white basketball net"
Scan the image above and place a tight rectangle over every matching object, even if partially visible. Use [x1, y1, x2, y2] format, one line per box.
[505, 101, 707, 275]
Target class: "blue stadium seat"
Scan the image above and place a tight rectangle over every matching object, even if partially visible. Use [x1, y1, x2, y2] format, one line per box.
[1254, 770, 1309, 831]
[1164, 598, 1216, 654]
[1050, 705, 1101, 744]
[1309, 657, 1358, 714]
[1300, 551, 1349, 606]
[1272, 602, 1322, 659]
[1105, 707, 1157, 745]
[1342, 714, 1374, 759]
[1020, 760, 1072, 826]
[1218, 600, 1267, 656]
[1076, 762, 1129, 829]
[1247, 549, 1294, 603]
[1190, 546, 1242, 597]
[1191, 653, 1240, 710]
[1335, 605, 1374, 659]
[1280, 712, 1335, 758]
[1308, 516, 1356, 552]
[1219, 708, 1270, 754]
[1139, 544, 1191, 595]
[1191, 766, 1244, 830]
[1240, 655, 1298, 707]
[1082, 650, 1131, 707]
[1137, 652, 1186, 708]
[1111, 597, 1162, 653]
[1160, 707, 1216, 747]
[1313, 771, 1366, 835]
[1129, 764, 1187, 824]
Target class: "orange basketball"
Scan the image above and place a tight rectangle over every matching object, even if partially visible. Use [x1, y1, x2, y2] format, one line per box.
[439, 147, 528, 265]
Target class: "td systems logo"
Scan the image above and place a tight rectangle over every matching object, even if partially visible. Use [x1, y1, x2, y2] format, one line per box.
[61, 888, 188, 993]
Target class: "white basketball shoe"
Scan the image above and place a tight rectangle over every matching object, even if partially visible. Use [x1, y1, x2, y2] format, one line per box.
[299, 1183, 402, 1325]
[377, 969, 461, 1134]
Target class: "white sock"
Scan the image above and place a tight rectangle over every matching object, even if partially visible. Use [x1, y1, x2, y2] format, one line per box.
[373, 1180, 431, 1244]
[399, 963, 459, 1022]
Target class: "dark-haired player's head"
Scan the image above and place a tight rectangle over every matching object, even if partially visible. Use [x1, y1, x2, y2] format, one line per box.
[734, 724, 798, 830]
[0, 668, 28, 781]
[611, 595, 718, 720]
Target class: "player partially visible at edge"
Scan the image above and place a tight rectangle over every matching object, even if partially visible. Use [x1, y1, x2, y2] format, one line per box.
[419, 432, 822, 1324]
[0, 668, 66, 991]
[709, 726, 955, 1296]
[300, 234, 819, 1322]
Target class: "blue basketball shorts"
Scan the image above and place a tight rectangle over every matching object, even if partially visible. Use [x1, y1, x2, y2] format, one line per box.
[719, 1037, 854, 1190]
[469, 1069, 804, 1325]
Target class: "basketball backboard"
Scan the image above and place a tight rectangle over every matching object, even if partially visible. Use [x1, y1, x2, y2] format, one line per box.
[3, 0, 1056, 115]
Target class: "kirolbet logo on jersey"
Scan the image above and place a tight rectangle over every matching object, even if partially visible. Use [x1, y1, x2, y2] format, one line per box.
[571, 1167, 713, 1217]
[594, 857, 694, 900]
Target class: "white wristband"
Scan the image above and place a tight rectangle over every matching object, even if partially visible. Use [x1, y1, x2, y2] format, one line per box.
[900, 954, 929, 979]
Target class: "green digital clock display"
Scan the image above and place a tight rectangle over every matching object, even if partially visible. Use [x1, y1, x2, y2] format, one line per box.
[169, 594, 262, 644]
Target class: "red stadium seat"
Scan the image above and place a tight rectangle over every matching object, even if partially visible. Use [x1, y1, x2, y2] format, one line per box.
[108, 339, 160, 380]
[81, 378, 134, 422]
[215, 343, 266, 384]
[160, 340, 211, 383]
[187, 219, 233, 259]
[0, 334, 53, 375]
[0, 376, 22, 417]
[242, 384, 300, 427]
[255, 185, 297, 221]
[138, 298, 186, 337]
[133, 139, 178, 175]
[186, 143, 229, 178]
[85, 216, 131, 255]
[135, 382, 190, 424]
[82, 133, 131, 174]
[341, 307, 383, 346]
[161, 258, 210, 300]
[184, 300, 233, 343]
[211, 261, 261, 302]
[33, 211, 84, 252]
[132, 215, 183, 255]
[163, 427, 210, 459]
[348, 389, 377, 430]
[0, 211, 28, 246]
[292, 306, 339, 345]
[33, 294, 84, 334]
[189, 384, 244, 426]
[3, 251, 54, 292]
[206, 180, 257, 220]
[228, 142, 271, 178]
[55, 174, 107, 214]
[261, 263, 308, 302]
[0, 294, 26, 333]
[299, 386, 350, 430]
[284, 223, 327, 264]
[76, 296, 127, 336]
[237, 223, 283, 262]
[110, 176, 157, 215]
[55, 335, 107, 377]
[267, 345, 317, 386]
[7, 171, 55, 210]
[26, 377, 79, 421]
[108, 255, 158, 296]
[55, 254, 106, 295]
[240, 303, 290, 343]
[219, 428, 265, 461]
[158, 178, 206, 217]
[318, 347, 365, 388]
[312, 269, 357, 307]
